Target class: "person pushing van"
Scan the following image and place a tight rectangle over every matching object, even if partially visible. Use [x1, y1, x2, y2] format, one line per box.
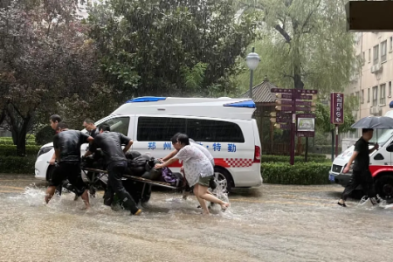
[338, 128, 379, 207]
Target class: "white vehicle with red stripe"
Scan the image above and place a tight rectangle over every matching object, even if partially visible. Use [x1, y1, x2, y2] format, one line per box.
[35, 96, 263, 192]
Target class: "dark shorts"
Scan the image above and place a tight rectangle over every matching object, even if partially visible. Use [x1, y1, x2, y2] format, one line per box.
[49, 162, 86, 195]
[198, 175, 214, 187]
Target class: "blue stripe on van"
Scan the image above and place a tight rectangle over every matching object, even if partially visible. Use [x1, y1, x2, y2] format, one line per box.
[224, 100, 256, 108]
[126, 97, 167, 103]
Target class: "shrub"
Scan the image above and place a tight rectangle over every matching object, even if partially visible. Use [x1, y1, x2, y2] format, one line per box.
[309, 145, 341, 154]
[0, 156, 35, 174]
[0, 137, 36, 145]
[0, 145, 41, 156]
[35, 126, 55, 146]
[261, 162, 332, 185]
[262, 154, 328, 163]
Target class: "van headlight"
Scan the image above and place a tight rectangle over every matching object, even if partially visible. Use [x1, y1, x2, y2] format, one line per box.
[37, 146, 53, 158]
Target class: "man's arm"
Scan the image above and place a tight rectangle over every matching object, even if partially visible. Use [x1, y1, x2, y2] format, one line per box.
[343, 151, 358, 173]
[123, 140, 133, 154]
[161, 149, 178, 162]
[155, 157, 179, 169]
[369, 143, 379, 154]
[54, 149, 60, 162]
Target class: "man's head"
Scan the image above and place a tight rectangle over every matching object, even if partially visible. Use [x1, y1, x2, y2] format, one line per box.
[362, 128, 374, 141]
[83, 118, 96, 131]
[98, 123, 110, 133]
[49, 114, 61, 130]
[171, 133, 189, 150]
[56, 122, 69, 133]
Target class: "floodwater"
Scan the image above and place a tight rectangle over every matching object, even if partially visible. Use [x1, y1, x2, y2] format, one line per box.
[0, 176, 392, 262]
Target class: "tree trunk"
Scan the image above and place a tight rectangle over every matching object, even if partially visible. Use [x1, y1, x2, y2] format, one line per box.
[15, 116, 31, 156]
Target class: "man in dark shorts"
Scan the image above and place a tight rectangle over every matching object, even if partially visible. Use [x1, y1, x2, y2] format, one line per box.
[83, 118, 99, 138]
[84, 124, 141, 216]
[45, 122, 93, 209]
[49, 114, 62, 166]
[338, 128, 379, 207]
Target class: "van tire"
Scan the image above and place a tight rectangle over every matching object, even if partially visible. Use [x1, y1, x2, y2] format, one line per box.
[214, 166, 234, 193]
[375, 175, 393, 199]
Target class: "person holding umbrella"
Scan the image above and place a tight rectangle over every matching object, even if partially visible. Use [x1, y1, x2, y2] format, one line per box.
[338, 128, 379, 207]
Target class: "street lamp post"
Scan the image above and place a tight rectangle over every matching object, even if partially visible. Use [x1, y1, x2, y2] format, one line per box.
[246, 47, 261, 99]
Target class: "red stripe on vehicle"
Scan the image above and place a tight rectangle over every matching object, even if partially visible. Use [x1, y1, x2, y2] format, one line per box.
[168, 158, 252, 168]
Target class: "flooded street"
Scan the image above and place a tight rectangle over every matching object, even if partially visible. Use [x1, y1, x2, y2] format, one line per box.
[0, 175, 392, 262]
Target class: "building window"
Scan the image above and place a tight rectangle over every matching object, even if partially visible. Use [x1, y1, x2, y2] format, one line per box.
[368, 88, 370, 102]
[362, 52, 365, 65]
[389, 82, 392, 97]
[373, 86, 378, 106]
[368, 49, 371, 62]
[355, 91, 360, 105]
[381, 40, 387, 62]
[361, 90, 364, 104]
[101, 117, 130, 136]
[390, 36, 393, 51]
[380, 84, 386, 105]
[373, 45, 379, 65]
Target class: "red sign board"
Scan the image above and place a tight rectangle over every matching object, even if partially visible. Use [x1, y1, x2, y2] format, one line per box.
[272, 88, 318, 95]
[330, 93, 344, 124]
[296, 114, 315, 137]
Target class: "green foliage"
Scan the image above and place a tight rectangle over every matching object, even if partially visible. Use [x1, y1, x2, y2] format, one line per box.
[0, 145, 40, 156]
[88, 0, 256, 98]
[262, 154, 327, 163]
[235, 0, 358, 95]
[0, 156, 35, 174]
[0, 137, 36, 145]
[315, 99, 356, 133]
[261, 162, 331, 185]
[35, 126, 55, 146]
[308, 145, 341, 155]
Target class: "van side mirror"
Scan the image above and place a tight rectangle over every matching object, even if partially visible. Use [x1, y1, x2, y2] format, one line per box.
[387, 142, 393, 152]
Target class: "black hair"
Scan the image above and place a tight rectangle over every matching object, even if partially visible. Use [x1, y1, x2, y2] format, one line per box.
[99, 123, 110, 132]
[50, 114, 61, 123]
[57, 122, 68, 130]
[84, 118, 95, 124]
[362, 128, 373, 134]
[171, 133, 189, 145]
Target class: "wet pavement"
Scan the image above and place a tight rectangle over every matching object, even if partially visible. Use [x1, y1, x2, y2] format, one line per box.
[0, 174, 392, 262]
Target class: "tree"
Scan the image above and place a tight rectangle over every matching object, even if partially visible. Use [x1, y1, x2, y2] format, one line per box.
[87, 0, 256, 98]
[0, 0, 100, 155]
[235, 0, 358, 94]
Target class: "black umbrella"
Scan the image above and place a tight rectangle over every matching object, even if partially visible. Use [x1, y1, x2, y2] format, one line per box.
[351, 116, 393, 129]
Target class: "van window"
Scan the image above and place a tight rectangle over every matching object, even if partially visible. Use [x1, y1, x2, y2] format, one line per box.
[101, 117, 130, 136]
[137, 117, 186, 141]
[137, 117, 244, 142]
[187, 119, 244, 142]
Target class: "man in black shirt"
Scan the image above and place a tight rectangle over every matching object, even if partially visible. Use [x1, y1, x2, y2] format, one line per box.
[83, 118, 99, 138]
[85, 124, 141, 215]
[45, 122, 93, 209]
[338, 128, 379, 207]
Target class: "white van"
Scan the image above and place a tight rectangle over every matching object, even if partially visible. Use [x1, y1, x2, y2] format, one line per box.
[329, 109, 393, 187]
[35, 96, 263, 191]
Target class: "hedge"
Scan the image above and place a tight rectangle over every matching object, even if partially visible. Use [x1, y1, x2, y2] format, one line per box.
[0, 137, 37, 146]
[0, 156, 35, 174]
[261, 162, 331, 185]
[262, 154, 328, 163]
[308, 145, 341, 154]
[0, 145, 41, 156]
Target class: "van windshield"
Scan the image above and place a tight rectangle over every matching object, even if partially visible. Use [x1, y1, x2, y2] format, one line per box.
[369, 129, 393, 147]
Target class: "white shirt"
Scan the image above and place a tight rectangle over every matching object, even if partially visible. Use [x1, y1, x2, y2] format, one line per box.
[190, 142, 214, 167]
[175, 145, 214, 187]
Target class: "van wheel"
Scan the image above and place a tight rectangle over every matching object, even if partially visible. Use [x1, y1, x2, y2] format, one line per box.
[375, 175, 393, 199]
[214, 166, 233, 193]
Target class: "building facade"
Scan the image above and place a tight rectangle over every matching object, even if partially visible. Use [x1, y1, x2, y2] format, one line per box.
[342, 32, 393, 150]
